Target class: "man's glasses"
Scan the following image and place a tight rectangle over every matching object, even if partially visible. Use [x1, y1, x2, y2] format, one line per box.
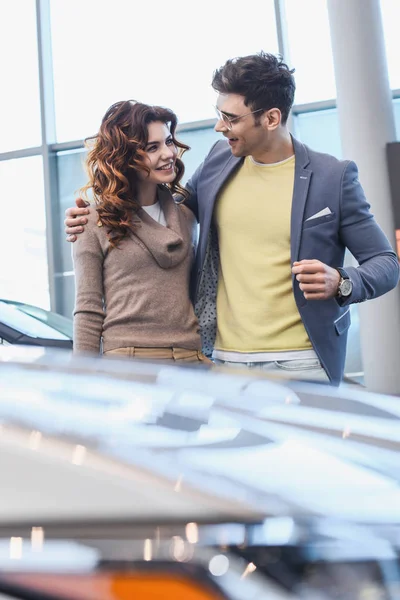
[214, 106, 265, 130]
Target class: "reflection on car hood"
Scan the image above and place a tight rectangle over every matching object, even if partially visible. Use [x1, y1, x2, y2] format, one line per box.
[0, 348, 400, 533]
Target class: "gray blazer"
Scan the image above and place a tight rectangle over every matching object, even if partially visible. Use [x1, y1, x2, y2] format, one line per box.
[185, 137, 399, 384]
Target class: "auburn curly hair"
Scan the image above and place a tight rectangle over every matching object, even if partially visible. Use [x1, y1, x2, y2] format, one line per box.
[80, 100, 190, 247]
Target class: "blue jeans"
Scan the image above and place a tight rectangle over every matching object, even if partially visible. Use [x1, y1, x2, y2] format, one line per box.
[213, 357, 329, 383]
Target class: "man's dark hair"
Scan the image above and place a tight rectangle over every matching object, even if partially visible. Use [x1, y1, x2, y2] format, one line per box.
[212, 51, 296, 124]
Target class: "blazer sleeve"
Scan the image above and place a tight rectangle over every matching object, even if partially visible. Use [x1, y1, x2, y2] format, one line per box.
[184, 165, 203, 222]
[72, 215, 106, 353]
[180, 204, 199, 256]
[338, 160, 400, 306]
[179, 141, 221, 222]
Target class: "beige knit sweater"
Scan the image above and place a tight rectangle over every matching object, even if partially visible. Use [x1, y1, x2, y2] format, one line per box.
[72, 186, 201, 354]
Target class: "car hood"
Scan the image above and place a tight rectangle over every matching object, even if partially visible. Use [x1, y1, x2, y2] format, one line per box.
[0, 349, 399, 532]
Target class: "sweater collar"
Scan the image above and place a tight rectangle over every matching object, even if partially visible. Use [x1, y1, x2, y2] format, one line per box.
[132, 186, 190, 269]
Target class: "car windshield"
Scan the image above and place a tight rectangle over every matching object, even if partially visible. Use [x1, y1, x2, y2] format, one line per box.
[0, 300, 72, 340]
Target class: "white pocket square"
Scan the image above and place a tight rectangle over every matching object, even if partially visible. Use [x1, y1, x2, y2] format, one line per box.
[305, 207, 333, 222]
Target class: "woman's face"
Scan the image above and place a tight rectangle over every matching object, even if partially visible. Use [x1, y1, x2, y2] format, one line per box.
[139, 121, 178, 184]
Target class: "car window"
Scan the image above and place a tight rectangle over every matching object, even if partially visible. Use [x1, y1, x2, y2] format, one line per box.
[0, 300, 72, 339]
[0, 302, 70, 341]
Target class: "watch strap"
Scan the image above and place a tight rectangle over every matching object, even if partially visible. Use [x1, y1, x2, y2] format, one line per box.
[336, 266, 349, 280]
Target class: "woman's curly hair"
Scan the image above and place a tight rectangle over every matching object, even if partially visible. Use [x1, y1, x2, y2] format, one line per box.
[80, 100, 190, 247]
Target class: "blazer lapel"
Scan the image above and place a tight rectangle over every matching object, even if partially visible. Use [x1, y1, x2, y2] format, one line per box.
[206, 153, 243, 215]
[199, 150, 243, 265]
[290, 137, 312, 263]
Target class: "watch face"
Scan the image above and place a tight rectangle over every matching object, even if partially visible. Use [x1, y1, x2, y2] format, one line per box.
[340, 279, 353, 296]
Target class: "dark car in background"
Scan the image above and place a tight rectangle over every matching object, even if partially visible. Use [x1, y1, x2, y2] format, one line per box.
[0, 348, 398, 599]
[0, 299, 73, 349]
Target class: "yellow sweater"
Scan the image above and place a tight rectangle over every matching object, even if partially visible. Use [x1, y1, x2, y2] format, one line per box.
[214, 155, 312, 353]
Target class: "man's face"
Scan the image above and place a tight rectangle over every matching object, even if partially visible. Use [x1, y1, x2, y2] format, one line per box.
[214, 93, 269, 158]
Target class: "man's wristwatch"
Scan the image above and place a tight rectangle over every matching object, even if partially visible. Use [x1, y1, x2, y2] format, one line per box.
[336, 267, 353, 298]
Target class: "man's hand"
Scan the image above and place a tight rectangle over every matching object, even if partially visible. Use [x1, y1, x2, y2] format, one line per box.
[65, 198, 90, 242]
[292, 259, 340, 300]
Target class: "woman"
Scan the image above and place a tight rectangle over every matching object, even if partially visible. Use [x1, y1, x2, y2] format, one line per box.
[73, 100, 208, 364]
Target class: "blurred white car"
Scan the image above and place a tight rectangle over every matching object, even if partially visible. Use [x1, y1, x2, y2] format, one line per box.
[0, 349, 397, 599]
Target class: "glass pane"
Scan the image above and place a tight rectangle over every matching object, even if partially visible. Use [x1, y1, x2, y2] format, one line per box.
[294, 109, 341, 158]
[50, 0, 278, 142]
[380, 0, 400, 90]
[394, 98, 400, 139]
[0, 0, 41, 152]
[56, 148, 87, 276]
[176, 128, 222, 184]
[284, 0, 336, 104]
[0, 156, 49, 309]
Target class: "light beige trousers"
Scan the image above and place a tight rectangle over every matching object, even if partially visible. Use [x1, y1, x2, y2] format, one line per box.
[104, 346, 212, 364]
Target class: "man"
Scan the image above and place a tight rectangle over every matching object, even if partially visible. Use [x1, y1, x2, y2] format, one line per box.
[65, 52, 399, 385]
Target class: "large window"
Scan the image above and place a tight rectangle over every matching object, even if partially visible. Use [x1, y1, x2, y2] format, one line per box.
[49, 0, 279, 142]
[380, 0, 400, 90]
[283, 0, 400, 104]
[283, 0, 336, 104]
[1, 0, 399, 327]
[0, 0, 41, 152]
[0, 157, 49, 309]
